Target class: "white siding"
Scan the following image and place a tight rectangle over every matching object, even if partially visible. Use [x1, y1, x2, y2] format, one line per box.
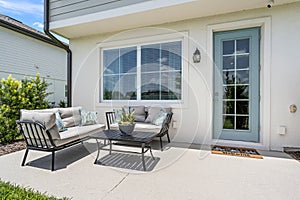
[70, 2, 300, 150]
[50, 0, 150, 22]
[0, 26, 67, 105]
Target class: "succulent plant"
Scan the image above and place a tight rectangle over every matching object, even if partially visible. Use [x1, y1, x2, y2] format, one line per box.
[118, 107, 135, 125]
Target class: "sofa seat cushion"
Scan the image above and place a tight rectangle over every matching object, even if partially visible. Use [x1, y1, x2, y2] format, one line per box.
[109, 122, 161, 133]
[59, 123, 105, 140]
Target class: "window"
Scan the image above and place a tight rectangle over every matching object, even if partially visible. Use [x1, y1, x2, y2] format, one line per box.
[102, 40, 182, 101]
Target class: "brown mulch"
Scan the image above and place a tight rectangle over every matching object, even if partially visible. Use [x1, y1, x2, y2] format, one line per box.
[0, 140, 26, 156]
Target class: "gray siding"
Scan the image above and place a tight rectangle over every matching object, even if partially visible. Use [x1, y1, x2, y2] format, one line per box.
[50, 0, 150, 22]
[0, 26, 67, 105]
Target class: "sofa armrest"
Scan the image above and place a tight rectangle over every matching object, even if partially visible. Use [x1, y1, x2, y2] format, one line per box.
[157, 112, 173, 137]
[16, 120, 56, 149]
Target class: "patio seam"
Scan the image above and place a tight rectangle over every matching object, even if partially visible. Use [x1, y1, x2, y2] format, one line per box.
[102, 173, 129, 199]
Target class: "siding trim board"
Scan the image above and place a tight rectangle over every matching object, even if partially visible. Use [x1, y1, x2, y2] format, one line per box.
[50, 0, 150, 21]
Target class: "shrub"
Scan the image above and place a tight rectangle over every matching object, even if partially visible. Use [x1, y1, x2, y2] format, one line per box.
[0, 179, 69, 200]
[0, 74, 51, 144]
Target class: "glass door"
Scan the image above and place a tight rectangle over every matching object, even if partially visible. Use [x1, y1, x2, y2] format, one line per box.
[213, 27, 260, 142]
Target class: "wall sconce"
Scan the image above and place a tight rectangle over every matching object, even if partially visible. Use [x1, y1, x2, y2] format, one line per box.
[193, 48, 201, 63]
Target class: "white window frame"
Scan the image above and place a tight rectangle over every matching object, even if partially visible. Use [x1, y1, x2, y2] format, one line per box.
[97, 32, 189, 107]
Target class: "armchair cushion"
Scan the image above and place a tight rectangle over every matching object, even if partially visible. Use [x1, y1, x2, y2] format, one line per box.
[130, 106, 146, 122]
[145, 107, 171, 123]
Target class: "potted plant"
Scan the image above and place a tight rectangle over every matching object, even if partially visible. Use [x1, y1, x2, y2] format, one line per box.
[118, 108, 135, 135]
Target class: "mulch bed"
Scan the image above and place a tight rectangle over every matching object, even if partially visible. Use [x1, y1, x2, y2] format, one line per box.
[0, 140, 26, 156]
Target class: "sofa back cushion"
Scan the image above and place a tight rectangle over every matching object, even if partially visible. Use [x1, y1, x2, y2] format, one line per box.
[130, 106, 146, 122]
[20, 109, 60, 139]
[145, 107, 171, 124]
[58, 107, 82, 128]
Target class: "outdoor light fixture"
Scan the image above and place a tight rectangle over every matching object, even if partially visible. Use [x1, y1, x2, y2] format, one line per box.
[193, 48, 201, 63]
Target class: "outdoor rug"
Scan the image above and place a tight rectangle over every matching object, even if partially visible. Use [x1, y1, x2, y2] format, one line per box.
[211, 145, 263, 159]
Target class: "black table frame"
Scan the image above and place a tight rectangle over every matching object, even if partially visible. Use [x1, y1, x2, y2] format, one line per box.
[90, 130, 157, 171]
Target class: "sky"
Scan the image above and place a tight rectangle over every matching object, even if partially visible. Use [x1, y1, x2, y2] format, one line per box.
[0, 0, 68, 43]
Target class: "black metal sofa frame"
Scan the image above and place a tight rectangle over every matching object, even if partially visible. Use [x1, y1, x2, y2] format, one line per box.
[16, 120, 89, 171]
[105, 111, 173, 150]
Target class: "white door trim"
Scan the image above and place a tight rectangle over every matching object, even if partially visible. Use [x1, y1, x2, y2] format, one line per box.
[207, 17, 271, 150]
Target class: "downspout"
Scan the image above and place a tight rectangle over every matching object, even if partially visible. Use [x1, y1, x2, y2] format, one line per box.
[44, 0, 72, 107]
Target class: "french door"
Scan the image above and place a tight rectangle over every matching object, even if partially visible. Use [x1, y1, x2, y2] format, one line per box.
[213, 27, 260, 142]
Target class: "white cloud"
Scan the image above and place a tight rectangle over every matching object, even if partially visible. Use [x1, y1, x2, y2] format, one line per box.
[33, 22, 44, 29]
[0, 0, 43, 15]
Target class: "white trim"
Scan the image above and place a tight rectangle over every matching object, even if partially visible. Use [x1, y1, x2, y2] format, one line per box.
[50, 0, 195, 30]
[96, 31, 189, 108]
[207, 17, 272, 150]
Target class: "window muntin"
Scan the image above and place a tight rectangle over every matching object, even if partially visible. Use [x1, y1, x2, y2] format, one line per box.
[102, 40, 182, 101]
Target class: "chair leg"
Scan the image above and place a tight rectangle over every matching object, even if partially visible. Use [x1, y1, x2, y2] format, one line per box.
[21, 149, 29, 166]
[51, 151, 55, 171]
[160, 137, 163, 151]
[166, 132, 171, 143]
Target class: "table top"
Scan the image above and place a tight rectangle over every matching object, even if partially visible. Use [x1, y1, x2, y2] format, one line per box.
[90, 130, 158, 143]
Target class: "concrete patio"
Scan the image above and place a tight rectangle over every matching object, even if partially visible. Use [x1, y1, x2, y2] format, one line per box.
[0, 140, 299, 200]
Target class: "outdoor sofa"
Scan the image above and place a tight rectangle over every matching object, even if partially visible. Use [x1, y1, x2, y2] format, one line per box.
[105, 106, 173, 150]
[16, 107, 105, 171]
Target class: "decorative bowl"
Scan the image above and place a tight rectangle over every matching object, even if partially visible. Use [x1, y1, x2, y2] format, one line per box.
[118, 123, 135, 135]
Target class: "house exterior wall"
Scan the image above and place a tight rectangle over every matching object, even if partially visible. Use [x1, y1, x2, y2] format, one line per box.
[0, 26, 67, 105]
[50, 0, 150, 22]
[70, 2, 300, 151]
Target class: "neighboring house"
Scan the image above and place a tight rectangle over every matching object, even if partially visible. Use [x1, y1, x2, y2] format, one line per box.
[47, 0, 300, 151]
[0, 14, 67, 106]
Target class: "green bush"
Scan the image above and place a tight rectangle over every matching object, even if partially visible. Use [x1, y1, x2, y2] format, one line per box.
[0, 74, 51, 144]
[0, 180, 69, 200]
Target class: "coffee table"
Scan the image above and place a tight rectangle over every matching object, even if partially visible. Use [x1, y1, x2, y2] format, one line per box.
[90, 130, 158, 171]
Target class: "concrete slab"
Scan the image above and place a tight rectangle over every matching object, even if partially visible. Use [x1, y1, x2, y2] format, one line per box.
[0, 140, 300, 200]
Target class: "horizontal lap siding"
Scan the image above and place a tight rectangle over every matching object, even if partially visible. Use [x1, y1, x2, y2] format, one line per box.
[50, 0, 150, 22]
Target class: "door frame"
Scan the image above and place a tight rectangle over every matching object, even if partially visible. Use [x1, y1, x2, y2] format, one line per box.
[207, 17, 271, 150]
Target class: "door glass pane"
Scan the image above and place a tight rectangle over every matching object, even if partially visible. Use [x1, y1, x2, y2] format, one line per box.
[236, 70, 249, 84]
[236, 39, 249, 53]
[223, 71, 235, 84]
[236, 86, 249, 99]
[223, 116, 234, 129]
[223, 56, 234, 70]
[223, 101, 234, 114]
[223, 86, 235, 99]
[236, 116, 249, 130]
[236, 101, 249, 114]
[236, 55, 249, 69]
[223, 40, 234, 55]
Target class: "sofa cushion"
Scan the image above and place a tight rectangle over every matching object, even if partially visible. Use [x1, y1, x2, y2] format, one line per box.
[58, 107, 81, 128]
[58, 123, 105, 140]
[145, 107, 171, 123]
[152, 111, 168, 126]
[20, 109, 60, 139]
[81, 110, 98, 126]
[130, 106, 146, 122]
[55, 111, 67, 132]
[109, 122, 161, 133]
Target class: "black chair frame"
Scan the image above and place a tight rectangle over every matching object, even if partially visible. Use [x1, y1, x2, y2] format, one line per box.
[16, 120, 89, 171]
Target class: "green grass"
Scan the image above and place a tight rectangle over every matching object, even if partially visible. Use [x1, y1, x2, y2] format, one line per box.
[0, 180, 69, 200]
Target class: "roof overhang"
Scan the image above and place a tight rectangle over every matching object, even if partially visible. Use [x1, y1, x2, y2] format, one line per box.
[50, 0, 300, 39]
